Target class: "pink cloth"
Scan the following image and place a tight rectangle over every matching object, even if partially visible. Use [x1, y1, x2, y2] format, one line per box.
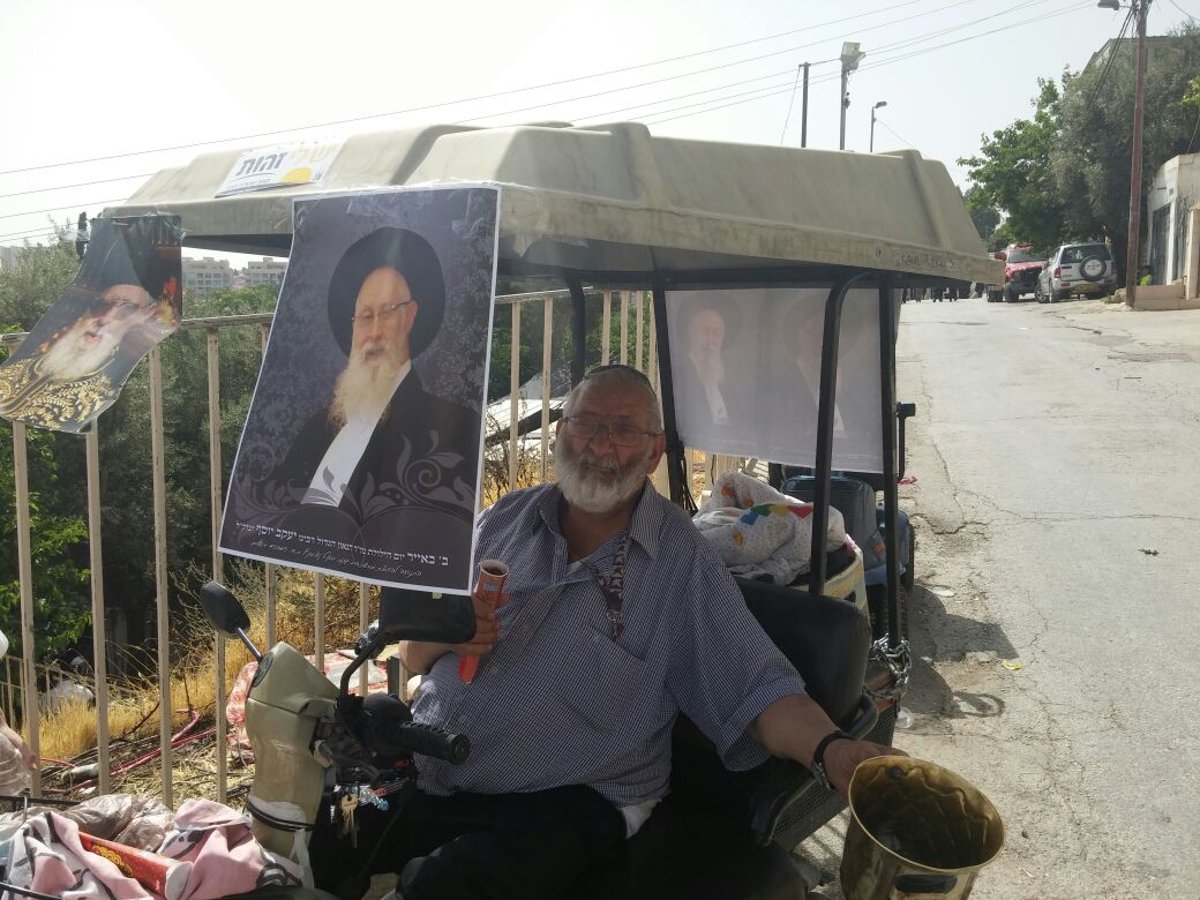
[7, 810, 180, 899]
[157, 798, 302, 898]
[5, 799, 301, 899]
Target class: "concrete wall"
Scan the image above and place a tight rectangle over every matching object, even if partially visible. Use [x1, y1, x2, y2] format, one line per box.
[1148, 154, 1200, 283]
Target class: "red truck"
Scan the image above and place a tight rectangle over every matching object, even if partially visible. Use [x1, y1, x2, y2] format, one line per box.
[986, 243, 1045, 303]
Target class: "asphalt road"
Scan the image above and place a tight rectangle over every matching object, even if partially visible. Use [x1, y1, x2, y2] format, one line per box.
[802, 296, 1200, 899]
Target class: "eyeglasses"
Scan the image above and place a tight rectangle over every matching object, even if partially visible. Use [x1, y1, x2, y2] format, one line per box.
[563, 416, 661, 448]
[351, 301, 414, 327]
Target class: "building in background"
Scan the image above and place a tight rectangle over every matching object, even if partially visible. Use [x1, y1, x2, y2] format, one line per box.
[183, 256, 235, 297]
[245, 257, 287, 286]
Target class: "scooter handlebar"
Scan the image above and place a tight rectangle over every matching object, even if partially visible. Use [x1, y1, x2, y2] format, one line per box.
[388, 722, 470, 765]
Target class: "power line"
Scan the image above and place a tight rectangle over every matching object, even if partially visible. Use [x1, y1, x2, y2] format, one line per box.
[876, 119, 918, 149]
[643, 1, 1091, 126]
[1085, 5, 1137, 109]
[0, 173, 154, 201]
[474, 0, 1078, 130]
[0, 0, 993, 179]
[2, 0, 1053, 212]
[780, 66, 805, 144]
[0, 199, 127, 222]
[1169, 0, 1195, 18]
[0, 0, 1086, 224]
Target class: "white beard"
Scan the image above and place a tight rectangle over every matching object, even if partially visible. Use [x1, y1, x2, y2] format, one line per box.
[329, 342, 404, 428]
[40, 324, 120, 382]
[690, 346, 725, 390]
[553, 440, 650, 515]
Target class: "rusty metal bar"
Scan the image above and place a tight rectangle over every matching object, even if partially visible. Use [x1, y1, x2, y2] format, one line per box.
[148, 347, 172, 806]
[509, 302, 521, 491]
[540, 298, 553, 481]
[634, 290, 645, 371]
[359, 583, 370, 697]
[314, 574, 326, 673]
[206, 327, 227, 802]
[601, 291, 612, 365]
[85, 427, 111, 794]
[619, 291, 629, 365]
[11, 422, 41, 795]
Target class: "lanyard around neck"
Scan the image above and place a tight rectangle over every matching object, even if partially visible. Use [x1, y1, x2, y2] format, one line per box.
[583, 531, 630, 640]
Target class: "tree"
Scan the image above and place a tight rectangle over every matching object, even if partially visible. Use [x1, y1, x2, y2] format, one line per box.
[79, 284, 279, 653]
[0, 241, 92, 657]
[1055, 25, 1200, 278]
[963, 185, 1001, 246]
[959, 78, 1068, 253]
[0, 240, 79, 330]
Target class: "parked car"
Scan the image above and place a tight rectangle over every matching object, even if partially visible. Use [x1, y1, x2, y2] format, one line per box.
[1035, 242, 1116, 303]
[985, 244, 1045, 303]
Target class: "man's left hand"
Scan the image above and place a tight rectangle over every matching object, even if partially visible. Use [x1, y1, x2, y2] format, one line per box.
[824, 738, 905, 798]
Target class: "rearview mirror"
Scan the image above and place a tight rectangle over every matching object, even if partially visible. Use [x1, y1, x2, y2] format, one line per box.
[198, 581, 252, 637]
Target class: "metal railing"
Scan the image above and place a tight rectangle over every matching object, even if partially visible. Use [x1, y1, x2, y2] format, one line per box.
[3, 286, 682, 805]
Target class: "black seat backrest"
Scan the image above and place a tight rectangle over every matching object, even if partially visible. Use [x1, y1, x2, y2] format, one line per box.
[733, 577, 869, 726]
[665, 577, 872, 828]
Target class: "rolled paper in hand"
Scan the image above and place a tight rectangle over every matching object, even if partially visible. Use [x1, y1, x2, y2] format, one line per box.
[78, 831, 193, 900]
[459, 559, 509, 683]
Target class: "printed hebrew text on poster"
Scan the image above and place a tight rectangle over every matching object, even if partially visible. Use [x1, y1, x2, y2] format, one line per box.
[215, 141, 343, 197]
[665, 288, 886, 473]
[220, 187, 499, 593]
[0, 216, 182, 434]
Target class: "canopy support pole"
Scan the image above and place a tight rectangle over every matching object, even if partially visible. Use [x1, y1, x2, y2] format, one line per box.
[807, 272, 871, 595]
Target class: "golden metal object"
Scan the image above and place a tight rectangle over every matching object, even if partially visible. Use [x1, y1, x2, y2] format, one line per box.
[841, 756, 1004, 900]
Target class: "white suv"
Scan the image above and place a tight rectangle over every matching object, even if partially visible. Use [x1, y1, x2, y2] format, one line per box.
[1036, 243, 1116, 303]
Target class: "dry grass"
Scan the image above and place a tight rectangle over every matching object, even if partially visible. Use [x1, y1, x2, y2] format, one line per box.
[34, 563, 380, 801]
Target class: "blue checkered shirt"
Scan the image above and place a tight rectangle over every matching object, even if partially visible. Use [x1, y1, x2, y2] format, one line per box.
[411, 482, 808, 806]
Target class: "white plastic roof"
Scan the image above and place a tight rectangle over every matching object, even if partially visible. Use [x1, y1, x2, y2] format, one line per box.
[108, 123, 1001, 284]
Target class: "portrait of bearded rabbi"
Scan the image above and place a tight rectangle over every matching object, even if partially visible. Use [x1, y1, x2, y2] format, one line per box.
[267, 227, 479, 565]
[0, 222, 179, 433]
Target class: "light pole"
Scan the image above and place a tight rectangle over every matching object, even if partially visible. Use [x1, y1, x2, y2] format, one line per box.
[870, 101, 888, 153]
[839, 42, 866, 151]
[1098, 0, 1151, 305]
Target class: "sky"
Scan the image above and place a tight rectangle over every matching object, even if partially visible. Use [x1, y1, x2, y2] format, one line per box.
[1, 0, 1194, 261]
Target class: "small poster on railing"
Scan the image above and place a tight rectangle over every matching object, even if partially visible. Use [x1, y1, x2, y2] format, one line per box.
[665, 287, 886, 473]
[220, 186, 498, 593]
[0, 216, 182, 433]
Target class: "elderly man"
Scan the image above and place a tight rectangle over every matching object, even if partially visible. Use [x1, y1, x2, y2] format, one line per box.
[270, 227, 476, 517]
[0, 282, 173, 432]
[310, 364, 900, 899]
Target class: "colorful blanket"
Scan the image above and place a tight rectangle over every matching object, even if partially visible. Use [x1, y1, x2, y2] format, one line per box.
[693, 471, 847, 585]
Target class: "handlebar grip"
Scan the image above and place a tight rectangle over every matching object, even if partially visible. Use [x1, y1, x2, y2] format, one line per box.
[396, 722, 470, 764]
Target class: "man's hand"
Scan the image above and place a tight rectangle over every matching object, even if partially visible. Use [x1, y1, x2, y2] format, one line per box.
[452, 587, 507, 658]
[399, 589, 509, 676]
[822, 738, 904, 798]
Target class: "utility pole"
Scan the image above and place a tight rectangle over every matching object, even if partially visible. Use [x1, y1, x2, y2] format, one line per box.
[839, 42, 865, 151]
[800, 63, 810, 148]
[1125, 0, 1150, 306]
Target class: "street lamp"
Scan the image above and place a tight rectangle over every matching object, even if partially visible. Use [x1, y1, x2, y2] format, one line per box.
[1098, 0, 1151, 305]
[839, 41, 866, 151]
[870, 101, 888, 153]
